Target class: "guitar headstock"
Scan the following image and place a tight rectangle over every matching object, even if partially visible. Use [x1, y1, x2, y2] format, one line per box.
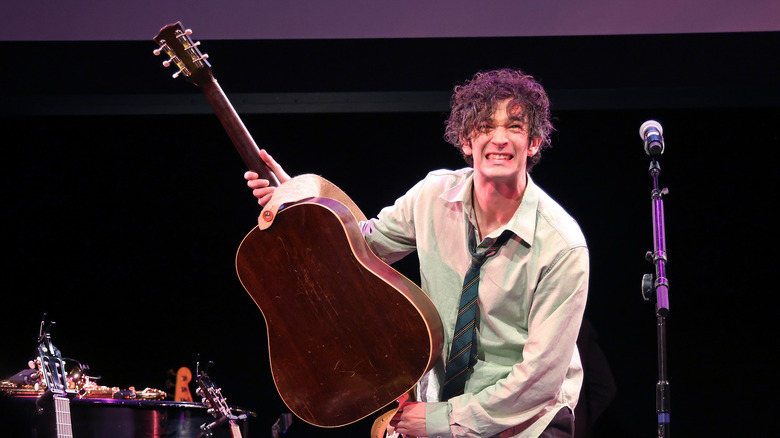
[197, 370, 246, 438]
[153, 22, 213, 87]
[36, 315, 70, 396]
[175, 366, 194, 402]
[196, 371, 233, 421]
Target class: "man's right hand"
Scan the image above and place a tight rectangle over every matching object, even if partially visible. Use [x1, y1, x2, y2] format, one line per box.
[244, 149, 292, 207]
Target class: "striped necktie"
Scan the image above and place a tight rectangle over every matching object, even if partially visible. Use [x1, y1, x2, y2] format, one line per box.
[441, 225, 511, 400]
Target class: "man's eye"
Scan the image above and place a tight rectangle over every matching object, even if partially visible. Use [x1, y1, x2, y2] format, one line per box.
[478, 124, 493, 132]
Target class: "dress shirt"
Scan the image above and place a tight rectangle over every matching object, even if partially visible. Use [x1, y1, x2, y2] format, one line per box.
[361, 168, 589, 437]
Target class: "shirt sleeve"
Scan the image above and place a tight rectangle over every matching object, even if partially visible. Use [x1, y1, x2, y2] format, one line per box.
[360, 178, 426, 264]
[428, 245, 589, 438]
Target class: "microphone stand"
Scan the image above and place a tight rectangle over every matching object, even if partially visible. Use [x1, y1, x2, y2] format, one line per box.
[641, 159, 671, 438]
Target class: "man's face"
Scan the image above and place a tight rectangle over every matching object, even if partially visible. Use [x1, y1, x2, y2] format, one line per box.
[462, 99, 542, 183]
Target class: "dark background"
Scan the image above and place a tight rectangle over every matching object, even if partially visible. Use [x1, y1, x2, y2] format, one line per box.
[1, 31, 778, 437]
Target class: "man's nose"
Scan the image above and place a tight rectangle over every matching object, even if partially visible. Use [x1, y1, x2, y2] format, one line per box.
[491, 126, 509, 144]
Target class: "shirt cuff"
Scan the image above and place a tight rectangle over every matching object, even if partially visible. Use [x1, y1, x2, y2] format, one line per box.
[425, 401, 452, 438]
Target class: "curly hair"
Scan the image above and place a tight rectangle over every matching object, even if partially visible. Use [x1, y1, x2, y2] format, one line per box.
[443, 68, 554, 171]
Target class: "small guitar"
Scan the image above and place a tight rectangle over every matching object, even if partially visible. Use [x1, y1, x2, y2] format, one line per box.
[175, 366, 194, 402]
[153, 22, 443, 428]
[35, 315, 74, 438]
[370, 392, 417, 438]
[196, 370, 245, 438]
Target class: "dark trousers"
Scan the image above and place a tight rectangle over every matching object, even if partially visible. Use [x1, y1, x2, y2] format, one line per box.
[496, 407, 574, 438]
[539, 408, 574, 438]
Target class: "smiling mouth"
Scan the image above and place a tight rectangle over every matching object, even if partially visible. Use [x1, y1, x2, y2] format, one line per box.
[486, 153, 513, 160]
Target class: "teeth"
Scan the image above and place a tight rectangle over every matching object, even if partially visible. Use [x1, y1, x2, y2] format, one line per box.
[487, 154, 511, 160]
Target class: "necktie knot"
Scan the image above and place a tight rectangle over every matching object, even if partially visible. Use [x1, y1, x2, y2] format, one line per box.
[469, 227, 511, 260]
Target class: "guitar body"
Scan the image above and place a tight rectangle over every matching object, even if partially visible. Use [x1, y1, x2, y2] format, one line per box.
[237, 198, 441, 427]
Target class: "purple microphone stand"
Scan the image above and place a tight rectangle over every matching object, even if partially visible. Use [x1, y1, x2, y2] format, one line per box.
[639, 120, 671, 438]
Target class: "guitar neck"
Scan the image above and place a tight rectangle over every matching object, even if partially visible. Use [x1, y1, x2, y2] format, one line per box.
[153, 22, 278, 186]
[201, 77, 279, 187]
[229, 422, 242, 438]
[54, 394, 74, 438]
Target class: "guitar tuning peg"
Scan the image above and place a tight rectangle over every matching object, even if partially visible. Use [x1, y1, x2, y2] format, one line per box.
[153, 48, 163, 56]
[184, 29, 193, 35]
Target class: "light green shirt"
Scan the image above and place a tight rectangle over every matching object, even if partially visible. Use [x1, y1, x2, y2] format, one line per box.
[362, 168, 589, 437]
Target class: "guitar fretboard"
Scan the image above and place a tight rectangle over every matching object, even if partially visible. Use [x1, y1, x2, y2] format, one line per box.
[54, 395, 73, 438]
[230, 422, 242, 438]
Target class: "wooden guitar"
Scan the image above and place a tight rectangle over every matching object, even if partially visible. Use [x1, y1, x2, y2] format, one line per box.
[153, 22, 443, 428]
[36, 315, 74, 438]
[196, 370, 244, 438]
[175, 366, 194, 402]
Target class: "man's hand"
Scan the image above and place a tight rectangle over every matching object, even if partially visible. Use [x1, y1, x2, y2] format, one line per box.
[389, 401, 428, 437]
[244, 149, 292, 206]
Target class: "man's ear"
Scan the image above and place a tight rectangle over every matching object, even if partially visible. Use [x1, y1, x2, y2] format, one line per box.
[460, 135, 473, 156]
[528, 137, 543, 157]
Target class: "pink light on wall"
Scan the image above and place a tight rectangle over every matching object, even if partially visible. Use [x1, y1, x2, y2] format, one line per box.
[2, 0, 779, 41]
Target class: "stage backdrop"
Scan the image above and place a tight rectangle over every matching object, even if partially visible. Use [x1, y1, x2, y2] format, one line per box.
[2, 0, 780, 41]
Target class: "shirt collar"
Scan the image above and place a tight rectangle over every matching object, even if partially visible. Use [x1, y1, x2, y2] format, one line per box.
[439, 170, 539, 246]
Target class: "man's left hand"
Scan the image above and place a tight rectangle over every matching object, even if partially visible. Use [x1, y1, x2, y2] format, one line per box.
[389, 401, 428, 437]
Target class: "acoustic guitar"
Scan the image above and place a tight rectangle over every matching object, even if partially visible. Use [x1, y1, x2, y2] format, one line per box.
[35, 315, 74, 438]
[153, 22, 443, 428]
[197, 370, 245, 438]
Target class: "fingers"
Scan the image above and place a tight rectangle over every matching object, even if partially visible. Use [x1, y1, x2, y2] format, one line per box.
[259, 149, 292, 183]
[244, 171, 276, 206]
[389, 409, 401, 425]
[245, 171, 268, 187]
[253, 185, 275, 206]
[244, 149, 292, 206]
[388, 402, 426, 437]
[244, 170, 258, 181]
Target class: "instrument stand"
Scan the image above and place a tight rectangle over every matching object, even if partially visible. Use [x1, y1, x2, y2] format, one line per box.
[641, 160, 671, 437]
[198, 415, 240, 437]
[271, 413, 293, 438]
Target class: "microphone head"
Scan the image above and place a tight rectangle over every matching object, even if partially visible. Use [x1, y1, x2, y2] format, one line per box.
[639, 120, 665, 157]
[639, 120, 663, 139]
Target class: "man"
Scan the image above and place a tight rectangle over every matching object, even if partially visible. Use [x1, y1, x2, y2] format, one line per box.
[246, 68, 589, 437]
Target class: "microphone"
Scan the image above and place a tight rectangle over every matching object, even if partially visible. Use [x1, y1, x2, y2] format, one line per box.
[639, 120, 665, 157]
